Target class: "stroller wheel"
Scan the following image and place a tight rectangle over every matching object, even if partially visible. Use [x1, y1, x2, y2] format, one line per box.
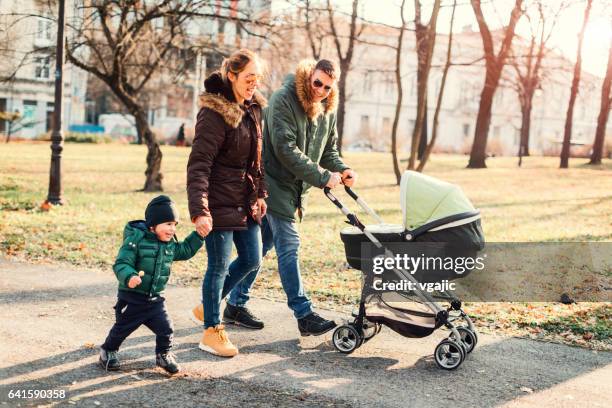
[454, 327, 477, 353]
[362, 321, 381, 340]
[434, 340, 465, 370]
[332, 325, 361, 354]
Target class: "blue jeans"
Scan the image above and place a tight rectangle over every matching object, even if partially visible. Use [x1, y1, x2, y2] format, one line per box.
[228, 213, 313, 319]
[202, 218, 262, 328]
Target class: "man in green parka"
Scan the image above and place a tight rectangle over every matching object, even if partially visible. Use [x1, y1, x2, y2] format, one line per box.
[226, 59, 357, 336]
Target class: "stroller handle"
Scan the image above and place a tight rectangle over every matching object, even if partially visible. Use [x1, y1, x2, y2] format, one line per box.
[323, 187, 365, 230]
[324, 185, 384, 228]
[326, 185, 384, 224]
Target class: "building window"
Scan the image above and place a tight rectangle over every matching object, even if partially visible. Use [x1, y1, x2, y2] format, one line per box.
[515, 128, 521, 146]
[362, 71, 373, 95]
[493, 126, 500, 138]
[384, 78, 394, 95]
[382, 117, 391, 135]
[46, 102, 54, 131]
[23, 101, 38, 128]
[463, 123, 470, 138]
[360, 115, 370, 136]
[35, 56, 51, 79]
[36, 17, 52, 41]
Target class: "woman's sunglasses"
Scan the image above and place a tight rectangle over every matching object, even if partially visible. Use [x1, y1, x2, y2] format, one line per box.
[245, 74, 263, 86]
[313, 79, 332, 91]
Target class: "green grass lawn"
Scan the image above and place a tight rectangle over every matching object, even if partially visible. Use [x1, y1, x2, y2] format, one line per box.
[1, 142, 610, 349]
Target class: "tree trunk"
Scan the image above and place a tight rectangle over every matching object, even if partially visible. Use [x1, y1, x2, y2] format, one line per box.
[468, 74, 496, 168]
[408, 0, 441, 170]
[417, 0, 457, 173]
[5, 122, 11, 143]
[391, 0, 407, 185]
[413, 20, 428, 167]
[326, 0, 359, 157]
[589, 39, 612, 165]
[134, 109, 163, 192]
[336, 65, 348, 157]
[517, 93, 532, 167]
[468, 0, 523, 169]
[418, 99, 428, 160]
[560, 0, 592, 168]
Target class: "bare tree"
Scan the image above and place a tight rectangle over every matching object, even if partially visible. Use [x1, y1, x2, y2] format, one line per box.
[326, 0, 363, 156]
[65, 1, 198, 190]
[407, 0, 441, 170]
[560, 0, 593, 168]
[64, 1, 267, 191]
[589, 35, 612, 165]
[467, 0, 524, 168]
[303, 0, 328, 60]
[391, 0, 408, 185]
[509, 1, 564, 166]
[417, 0, 457, 172]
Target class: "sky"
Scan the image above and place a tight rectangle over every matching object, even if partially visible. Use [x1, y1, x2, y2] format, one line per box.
[273, 0, 612, 77]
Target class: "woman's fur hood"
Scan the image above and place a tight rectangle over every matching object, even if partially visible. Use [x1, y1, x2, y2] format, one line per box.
[294, 59, 339, 120]
[197, 71, 267, 129]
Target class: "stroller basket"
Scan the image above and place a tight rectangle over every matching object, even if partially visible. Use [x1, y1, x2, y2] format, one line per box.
[340, 216, 484, 275]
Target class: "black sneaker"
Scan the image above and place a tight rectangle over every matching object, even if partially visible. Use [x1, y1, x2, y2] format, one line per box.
[223, 303, 264, 329]
[297, 313, 337, 336]
[156, 352, 180, 374]
[99, 348, 120, 371]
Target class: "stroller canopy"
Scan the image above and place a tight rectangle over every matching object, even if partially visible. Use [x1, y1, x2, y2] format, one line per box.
[400, 171, 477, 230]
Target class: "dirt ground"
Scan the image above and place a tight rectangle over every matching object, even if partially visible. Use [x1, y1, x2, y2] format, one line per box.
[1, 259, 610, 408]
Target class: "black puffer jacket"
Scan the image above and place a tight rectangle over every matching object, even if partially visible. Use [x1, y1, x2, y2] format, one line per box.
[187, 72, 268, 230]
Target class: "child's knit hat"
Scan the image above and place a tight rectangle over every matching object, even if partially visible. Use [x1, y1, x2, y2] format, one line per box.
[145, 195, 179, 227]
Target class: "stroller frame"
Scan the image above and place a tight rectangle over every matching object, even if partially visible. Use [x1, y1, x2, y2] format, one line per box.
[325, 186, 479, 370]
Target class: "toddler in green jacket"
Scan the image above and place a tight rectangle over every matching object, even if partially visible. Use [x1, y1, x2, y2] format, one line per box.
[99, 195, 204, 374]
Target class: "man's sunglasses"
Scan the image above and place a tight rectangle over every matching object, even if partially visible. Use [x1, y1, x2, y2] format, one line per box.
[313, 79, 332, 91]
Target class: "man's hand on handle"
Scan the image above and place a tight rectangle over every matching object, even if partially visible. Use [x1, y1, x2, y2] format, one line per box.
[325, 172, 342, 189]
[341, 169, 357, 187]
[194, 215, 213, 238]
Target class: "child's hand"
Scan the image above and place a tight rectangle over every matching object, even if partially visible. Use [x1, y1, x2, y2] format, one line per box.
[127, 275, 142, 288]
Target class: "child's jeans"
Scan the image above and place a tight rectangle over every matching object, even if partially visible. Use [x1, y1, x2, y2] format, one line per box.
[102, 297, 173, 354]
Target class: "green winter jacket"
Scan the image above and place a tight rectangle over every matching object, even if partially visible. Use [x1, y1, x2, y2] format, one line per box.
[113, 220, 204, 297]
[263, 60, 349, 222]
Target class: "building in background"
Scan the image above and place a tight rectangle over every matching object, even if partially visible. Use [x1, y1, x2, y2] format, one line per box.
[2, 0, 607, 156]
[343, 25, 609, 156]
[0, 0, 87, 139]
[83, 0, 273, 143]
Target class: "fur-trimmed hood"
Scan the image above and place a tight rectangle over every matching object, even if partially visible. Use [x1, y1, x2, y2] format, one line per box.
[292, 59, 338, 120]
[198, 71, 267, 129]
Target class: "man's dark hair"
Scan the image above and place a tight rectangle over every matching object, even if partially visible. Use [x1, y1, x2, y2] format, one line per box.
[314, 59, 340, 80]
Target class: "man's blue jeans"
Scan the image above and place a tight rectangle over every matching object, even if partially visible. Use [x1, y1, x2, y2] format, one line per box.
[228, 212, 313, 319]
[202, 218, 262, 328]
